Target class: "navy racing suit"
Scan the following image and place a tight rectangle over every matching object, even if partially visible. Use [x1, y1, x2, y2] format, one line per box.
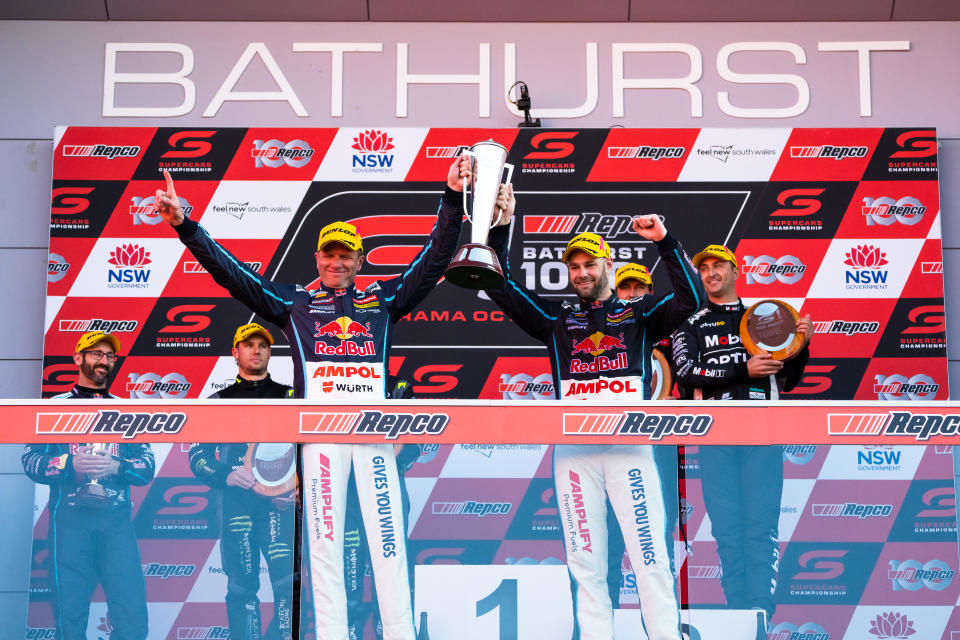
[190, 374, 297, 640]
[174, 188, 464, 640]
[485, 224, 705, 640]
[671, 300, 809, 621]
[24, 385, 155, 640]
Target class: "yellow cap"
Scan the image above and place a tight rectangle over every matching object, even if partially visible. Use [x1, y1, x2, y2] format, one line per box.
[615, 263, 653, 288]
[692, 244, 738, 269]
[317, 221, 363, 252]
[75, 331, 121, 354]
[562, 232, 611, 262]
[233, 323, 274, 348]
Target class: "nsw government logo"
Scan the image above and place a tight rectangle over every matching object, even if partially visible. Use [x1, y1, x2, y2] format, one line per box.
[844, 244, 889, 291]
[107, 244, 151, 289]
[351, 129, 395, 174]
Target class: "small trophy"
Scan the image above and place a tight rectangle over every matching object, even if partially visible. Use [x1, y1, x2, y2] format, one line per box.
[650, 348, 674, 400]
[244, 444, 298, 496]
[76, 443, 111, 508]
[445, 141, 514, 290]
[740, 299, 805, 361]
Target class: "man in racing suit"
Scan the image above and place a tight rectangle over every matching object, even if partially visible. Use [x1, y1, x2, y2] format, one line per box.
[155, 158, 468, 640]
[670, 244, 811, 625]
[189, 323, 296, 640]
[483, 186, 705, 640]
[24, 331, 155, 640]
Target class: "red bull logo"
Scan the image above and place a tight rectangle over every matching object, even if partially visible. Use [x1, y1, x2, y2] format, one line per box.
[570, 332, 629, 374]
[314, 316, 376, 356]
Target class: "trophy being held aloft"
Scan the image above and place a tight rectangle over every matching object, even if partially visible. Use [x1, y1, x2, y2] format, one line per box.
[75, 443, 112, 508]
[445, 141, 514, 289]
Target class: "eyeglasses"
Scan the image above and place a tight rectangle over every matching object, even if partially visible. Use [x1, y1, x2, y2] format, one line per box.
[83, 350, 117, 362]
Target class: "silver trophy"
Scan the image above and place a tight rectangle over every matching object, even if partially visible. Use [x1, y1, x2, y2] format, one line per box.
[445, 141, 514, 289]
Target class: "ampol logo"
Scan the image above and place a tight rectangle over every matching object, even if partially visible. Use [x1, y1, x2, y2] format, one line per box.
[107, 243, 152, 288]
[129, 195, 193, 225]
[251, 138, 315, 168]
[742, 254, 806, 285]
[861, 196, 926, 227]
[351, 129, 395, 172]
[47, 253, 70, 283]
[844, 244, 888, 289]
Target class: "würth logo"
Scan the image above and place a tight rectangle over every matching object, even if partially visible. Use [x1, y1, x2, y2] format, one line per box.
[109, 244, 151, 268]
[300, 410, 449, 440]
[828, 411, 960, 441]
[36, 410, 186, 438]
[563, 412, 712, 440]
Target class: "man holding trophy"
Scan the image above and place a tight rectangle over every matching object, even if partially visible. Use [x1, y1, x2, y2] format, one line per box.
[447, 140, 705, 640]
[670, 244, 812, 627]
[189, 322, 296, 640]
[23, 331, 155, 640]
[154, 159, 469, 640]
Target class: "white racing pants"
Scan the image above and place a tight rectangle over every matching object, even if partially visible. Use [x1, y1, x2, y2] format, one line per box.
[554, 444, 680, 640]
[303, 443, 414, 640]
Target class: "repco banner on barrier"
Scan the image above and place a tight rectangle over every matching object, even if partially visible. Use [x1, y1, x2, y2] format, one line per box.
[7, 400, 960, 444]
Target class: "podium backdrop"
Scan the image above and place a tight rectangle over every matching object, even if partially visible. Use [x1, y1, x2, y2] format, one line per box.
[29, 127, 954, 639]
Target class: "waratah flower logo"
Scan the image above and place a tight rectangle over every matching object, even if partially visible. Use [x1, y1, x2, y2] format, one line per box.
[869, 611, 916, 639]
[844, 244, 888, 269]
[108, 244, 152, 268]
[351, 129, 395, 153]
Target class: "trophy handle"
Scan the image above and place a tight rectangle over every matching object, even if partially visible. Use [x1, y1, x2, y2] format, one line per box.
[461, 150, 477, 222]
[503, 162, 514, 187]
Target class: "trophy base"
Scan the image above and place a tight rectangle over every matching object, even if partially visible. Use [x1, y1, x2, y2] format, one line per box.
[445, 244, 505, 290]
[76, 483, 110, 509]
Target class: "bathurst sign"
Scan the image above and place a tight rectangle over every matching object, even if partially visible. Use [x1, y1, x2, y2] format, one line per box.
[9, 401, 959, 444]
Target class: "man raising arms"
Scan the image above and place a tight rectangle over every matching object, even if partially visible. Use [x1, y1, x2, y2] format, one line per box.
[155, 159, 469, 640]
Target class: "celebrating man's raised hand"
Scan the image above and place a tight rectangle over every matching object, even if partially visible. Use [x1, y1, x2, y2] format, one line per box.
[154, 170, 185, 226]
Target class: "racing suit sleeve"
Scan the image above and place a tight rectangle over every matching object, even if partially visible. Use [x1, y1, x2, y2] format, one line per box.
[174, 217, 297, 327]
[483, 224, 561, 342]
[188, 444, 232, 488]
[671, 320, 750, 391]
[116, 444, 155, 486]
[22, 445, 74, 484]
[633, 233, 706, 342]
[381, 187, 465, 322]
[779, 345, 810, 393]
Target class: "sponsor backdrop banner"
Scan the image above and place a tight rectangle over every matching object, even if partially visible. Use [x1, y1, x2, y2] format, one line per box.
[31, 127, 954, 638]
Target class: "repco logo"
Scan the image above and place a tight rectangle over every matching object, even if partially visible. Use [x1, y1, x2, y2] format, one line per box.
[127, 372, 192, 399]
[771, 188, 824, 217]
[790, 145, 868, 160]
[563, 411, 712, 440]
[607, 145, 685, 161]
[251, 138, 315, 168]
[874, 374, 939, 401]
[161, 131, 215, 158]
[87, 410, 186, 439]
[62, 144, 140, 159]
[861, 196, 926, 226]
[130, 195, 193, 225]
[888, 559, 954, 591]
[741, 255, 806, 285]
[524, 132, 577, 159]
[300, 410, 450, 440]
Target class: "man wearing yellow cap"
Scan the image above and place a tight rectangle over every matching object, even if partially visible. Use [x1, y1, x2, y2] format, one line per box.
[156, 161, 469, 640]
[23, 331, 155, 640]
[482, 186, 704, 640]
[671, 245, 812, 628]
[190, 323, 296, 640]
